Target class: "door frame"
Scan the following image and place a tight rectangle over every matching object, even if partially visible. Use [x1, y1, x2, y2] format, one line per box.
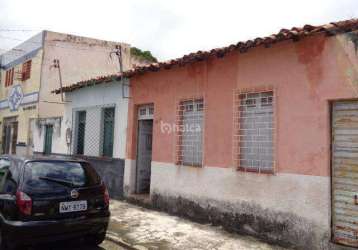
[329, 101, 334, 244]
[135, 104, 154, 194]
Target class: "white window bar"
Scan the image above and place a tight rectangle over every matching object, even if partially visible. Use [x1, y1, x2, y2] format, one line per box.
[234, 91, 274, 172]
[176, 98, 204, 167]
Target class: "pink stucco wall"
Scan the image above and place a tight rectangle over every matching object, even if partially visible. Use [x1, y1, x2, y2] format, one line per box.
[126, 32, 358, 177]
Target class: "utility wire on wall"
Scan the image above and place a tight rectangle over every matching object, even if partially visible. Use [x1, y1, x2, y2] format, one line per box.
[51, 59, 65, 102]
[111, 45, 130, 99]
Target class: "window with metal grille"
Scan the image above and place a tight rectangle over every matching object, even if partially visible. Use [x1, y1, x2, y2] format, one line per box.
[176, 99, 204, 167]
[75, 111, 86, 155]
[5, 68, 14, 87]
[22, 60, 32, 81]
[237, 91, 274, 172]
[101, 107, 115, 157]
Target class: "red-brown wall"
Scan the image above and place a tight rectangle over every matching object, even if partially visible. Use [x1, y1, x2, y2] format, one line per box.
[126, 33, 358, 177]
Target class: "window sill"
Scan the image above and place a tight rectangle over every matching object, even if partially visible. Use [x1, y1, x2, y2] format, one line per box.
[176, 162, 202, 168]
[237, 166, 274, 175]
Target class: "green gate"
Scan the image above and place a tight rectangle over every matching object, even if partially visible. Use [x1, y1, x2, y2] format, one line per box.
[102, 107, 115, 157]
[44, 125, 53, 155]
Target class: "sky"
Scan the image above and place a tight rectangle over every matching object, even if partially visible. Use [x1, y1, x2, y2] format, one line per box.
[0, 0, 358, 61]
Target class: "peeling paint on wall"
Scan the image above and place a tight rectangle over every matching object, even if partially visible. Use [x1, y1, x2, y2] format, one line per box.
[295, 35, 326, 96]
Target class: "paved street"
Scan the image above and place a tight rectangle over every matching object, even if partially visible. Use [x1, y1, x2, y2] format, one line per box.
[108, 200, 287, 250]
[21, 239, 126, 250]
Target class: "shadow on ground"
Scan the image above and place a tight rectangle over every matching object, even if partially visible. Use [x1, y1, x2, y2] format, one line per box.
[16, 239, 118, 250]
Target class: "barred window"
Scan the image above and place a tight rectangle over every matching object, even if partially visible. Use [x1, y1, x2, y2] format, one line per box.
[72, 105, 116, 157]
[176, 99, 204, 167]
[101, 107, 115, 157]
[22, 60, 32, 81]
[237, 91, 274, 172]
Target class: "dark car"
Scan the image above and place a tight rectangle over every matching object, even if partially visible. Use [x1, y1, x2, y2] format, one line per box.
[0, 155, 110, 249]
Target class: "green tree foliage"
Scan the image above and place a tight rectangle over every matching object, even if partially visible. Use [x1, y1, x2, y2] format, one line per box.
[130, 47, 158, 63]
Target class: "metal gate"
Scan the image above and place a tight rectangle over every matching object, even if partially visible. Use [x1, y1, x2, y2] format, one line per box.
[332, 101, 358, 247]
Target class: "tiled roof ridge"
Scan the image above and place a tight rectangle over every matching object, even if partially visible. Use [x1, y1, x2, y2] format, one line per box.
[54, 18, 358, 94]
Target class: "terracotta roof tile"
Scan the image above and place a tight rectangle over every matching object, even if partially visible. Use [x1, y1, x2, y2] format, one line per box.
[54, 18, 358, 94]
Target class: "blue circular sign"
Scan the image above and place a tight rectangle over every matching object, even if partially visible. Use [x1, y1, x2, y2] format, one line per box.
[8, 85, 24, 111]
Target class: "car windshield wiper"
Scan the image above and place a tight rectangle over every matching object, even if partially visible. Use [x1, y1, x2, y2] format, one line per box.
[39, 176, 76, 187]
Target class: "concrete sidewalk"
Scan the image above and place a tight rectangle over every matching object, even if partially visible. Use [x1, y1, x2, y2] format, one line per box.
[108, 200, 287, 250]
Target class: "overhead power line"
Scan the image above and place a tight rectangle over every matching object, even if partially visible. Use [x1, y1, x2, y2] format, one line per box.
[0, 29, 38, 32]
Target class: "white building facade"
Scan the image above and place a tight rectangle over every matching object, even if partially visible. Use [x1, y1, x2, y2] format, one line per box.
[25, 31, 148, 156]
[32, 79, 129, 159]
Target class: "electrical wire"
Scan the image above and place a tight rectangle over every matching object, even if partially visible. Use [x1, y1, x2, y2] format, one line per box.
[0, 29, 38, 32]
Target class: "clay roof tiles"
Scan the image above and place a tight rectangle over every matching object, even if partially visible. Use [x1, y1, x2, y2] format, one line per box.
[54, 18, 358, 94]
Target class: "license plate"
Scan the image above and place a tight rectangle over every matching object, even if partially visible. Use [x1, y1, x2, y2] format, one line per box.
[59, 200, 87, 213]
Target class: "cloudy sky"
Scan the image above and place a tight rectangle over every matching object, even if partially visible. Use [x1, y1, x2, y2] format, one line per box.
[0, 0, 358, 61]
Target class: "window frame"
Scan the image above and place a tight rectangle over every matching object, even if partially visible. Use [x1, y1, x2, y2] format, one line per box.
[234, 88, 276, 174]
[176, 97, 205, 167]
[21, 60, 32, 81]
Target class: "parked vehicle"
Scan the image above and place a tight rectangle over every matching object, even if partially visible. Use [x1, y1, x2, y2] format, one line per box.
[0, 155, 110, 249]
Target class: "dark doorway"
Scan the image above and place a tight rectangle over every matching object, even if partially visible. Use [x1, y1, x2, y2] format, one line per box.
[44, 125, 53, 155]
[136, 105, 154, 194]
[2, 117, 18, 155]
[76, 111, 86, 155]
[102, 107, 115, 157]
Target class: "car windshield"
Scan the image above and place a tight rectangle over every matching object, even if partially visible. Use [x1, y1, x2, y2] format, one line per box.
[23, 161, 101, 193]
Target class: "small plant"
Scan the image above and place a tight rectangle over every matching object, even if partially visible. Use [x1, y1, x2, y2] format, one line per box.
[130, 47, 158, 63]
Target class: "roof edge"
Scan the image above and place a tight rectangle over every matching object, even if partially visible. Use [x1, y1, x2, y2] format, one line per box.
[53, 18, 358, 95]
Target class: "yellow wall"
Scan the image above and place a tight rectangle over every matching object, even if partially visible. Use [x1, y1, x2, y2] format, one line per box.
[0, 49, 43, 146]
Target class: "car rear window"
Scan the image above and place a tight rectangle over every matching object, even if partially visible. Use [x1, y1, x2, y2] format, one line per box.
[23, 161, 101, 193]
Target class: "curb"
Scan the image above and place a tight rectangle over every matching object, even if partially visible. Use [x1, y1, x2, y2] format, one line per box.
[105, 231, 148, 250]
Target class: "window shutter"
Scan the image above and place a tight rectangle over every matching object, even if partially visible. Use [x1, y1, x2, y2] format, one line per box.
[22, 60, 31, 81]
[11, 68, 14, 85]
[5, 68, 14, 87]
[5, 70, 8, 87]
